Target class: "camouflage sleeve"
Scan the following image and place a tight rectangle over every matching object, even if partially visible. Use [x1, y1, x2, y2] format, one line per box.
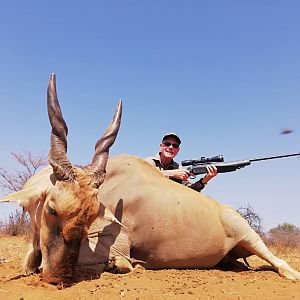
[182, 178, 206, 192]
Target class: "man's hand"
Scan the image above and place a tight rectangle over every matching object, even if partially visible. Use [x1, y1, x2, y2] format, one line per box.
[166, 169, 191, 181]
[202, 165, 218, 184]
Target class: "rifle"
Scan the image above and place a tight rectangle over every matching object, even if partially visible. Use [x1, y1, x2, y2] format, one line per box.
[181, 152, 300, 175]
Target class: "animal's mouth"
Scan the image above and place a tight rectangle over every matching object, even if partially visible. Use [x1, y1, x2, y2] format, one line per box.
[40, 268, 74, 286]
[39, 234, 82, 283]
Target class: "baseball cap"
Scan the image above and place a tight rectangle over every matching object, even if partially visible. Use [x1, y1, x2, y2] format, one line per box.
[162, 132, 181, 145]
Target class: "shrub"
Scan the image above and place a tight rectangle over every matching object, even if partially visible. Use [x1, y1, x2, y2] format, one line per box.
[0, 209, 31, 236]
[264, 223, 300, 253]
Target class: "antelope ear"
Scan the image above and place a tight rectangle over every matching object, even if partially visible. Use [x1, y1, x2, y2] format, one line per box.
[98, 203, 126, 228]
[0, 187, 39, 209]
[0, 166, 53, 210]
[103, 207, 126, 228]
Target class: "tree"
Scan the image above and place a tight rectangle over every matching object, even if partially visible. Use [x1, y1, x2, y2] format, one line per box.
[0, 151, 47, 193]
[0, 151, 47, 236]
[269, 223, 300, 234]
[237, 204, 264, 235]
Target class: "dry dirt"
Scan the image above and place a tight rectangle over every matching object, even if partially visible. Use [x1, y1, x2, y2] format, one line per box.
[0, 235, 299, 300]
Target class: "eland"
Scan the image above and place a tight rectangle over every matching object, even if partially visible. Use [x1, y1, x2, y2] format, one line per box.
[1, 74, 299, 285]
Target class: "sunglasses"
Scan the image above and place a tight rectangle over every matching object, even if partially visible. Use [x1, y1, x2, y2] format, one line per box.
[162, 141, 180, 149]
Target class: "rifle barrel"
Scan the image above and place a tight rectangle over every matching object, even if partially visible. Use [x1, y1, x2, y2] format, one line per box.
[250, 152, 300, 163]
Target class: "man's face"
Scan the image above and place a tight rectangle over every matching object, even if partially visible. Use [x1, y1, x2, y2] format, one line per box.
[160, 137, 180, 159]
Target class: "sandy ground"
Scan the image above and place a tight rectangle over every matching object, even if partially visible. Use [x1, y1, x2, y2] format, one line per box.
[0, 235, 299, 300]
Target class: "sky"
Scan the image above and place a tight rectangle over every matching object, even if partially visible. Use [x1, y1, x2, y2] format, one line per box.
[0, 1, 299, 231]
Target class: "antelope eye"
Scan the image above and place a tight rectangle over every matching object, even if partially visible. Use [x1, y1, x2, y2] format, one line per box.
[47, 203, 57, 216]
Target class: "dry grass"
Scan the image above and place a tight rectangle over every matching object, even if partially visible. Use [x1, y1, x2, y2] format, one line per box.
[263, 231, 300, 260]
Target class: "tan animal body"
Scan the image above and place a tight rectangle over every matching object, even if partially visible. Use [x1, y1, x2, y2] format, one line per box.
[1, 74, 299, 285]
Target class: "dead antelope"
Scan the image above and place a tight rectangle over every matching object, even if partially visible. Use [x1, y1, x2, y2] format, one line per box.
[1, 74, 299, 286]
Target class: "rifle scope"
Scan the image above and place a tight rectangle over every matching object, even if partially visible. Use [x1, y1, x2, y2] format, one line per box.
[181, 155, 224, 166]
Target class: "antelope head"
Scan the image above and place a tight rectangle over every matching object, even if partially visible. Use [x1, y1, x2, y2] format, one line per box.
[39, 74, 122, 284]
